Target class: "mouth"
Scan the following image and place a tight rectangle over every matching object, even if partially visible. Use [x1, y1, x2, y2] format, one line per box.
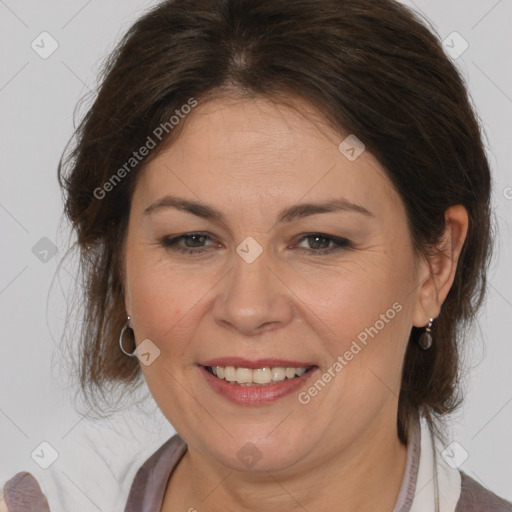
[198, 359, 319, 405]
[203, 364, 315, 386]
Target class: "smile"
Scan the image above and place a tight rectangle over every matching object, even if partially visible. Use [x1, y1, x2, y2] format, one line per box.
[198, 360, 318, 405]
[205, 365, 312, 385]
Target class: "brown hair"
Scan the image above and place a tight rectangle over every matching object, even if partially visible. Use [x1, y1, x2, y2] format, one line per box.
[57, 0, 494, 444]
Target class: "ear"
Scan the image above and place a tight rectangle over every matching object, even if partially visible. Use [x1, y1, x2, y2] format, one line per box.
[124, 293, 131, 320]
[120, 239, 132, 318]
[124, 277, 132, 319]
[412, 205, 469, 328]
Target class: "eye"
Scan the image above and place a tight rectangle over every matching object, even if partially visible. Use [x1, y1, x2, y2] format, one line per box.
[160, 232, 217, 255]
[293, 233, 351, 255]
[159, 232, 351, 256]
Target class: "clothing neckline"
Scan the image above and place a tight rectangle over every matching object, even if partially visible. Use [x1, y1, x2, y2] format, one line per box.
[393, 410, 422, 511]
[154, 437, 187, 512]
[126, 413, 422, 512]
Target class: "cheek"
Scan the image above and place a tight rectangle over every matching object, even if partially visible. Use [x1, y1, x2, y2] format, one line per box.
[315, 254, 414, 392]
[313, 257, 401, 336]
[125, 256, 206, 416]
[125, 249, 196, 352]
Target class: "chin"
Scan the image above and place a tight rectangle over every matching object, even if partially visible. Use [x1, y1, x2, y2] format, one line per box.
[199, 426, 311, 473]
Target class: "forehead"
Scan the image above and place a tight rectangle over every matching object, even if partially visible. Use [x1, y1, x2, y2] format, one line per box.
[132, 95, 401, 224]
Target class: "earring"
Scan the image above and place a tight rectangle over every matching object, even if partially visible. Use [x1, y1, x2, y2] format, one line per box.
[119, 316, 137, 357]
[419, 317, 434, 350]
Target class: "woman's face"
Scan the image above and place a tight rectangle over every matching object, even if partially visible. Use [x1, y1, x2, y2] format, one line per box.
[123, 95, 430, 472]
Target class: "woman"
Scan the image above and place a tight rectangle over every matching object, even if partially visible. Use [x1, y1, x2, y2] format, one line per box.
[2, 0, 511, 510]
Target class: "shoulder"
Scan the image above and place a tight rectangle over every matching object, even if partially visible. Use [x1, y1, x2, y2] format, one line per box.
[125, 433, 187, 511]
[455, 471, 512, 511]
[1, 471, 50, 512]
[135, 433, 187, 478]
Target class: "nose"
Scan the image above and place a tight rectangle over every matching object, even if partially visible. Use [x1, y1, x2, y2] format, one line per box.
[212, 248, 294, 336]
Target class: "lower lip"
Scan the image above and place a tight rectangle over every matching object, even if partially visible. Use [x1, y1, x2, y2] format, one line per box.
[198, 366, 317, 405]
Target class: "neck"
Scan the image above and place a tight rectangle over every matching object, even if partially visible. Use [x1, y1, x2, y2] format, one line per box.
[163, 413, 410, 512]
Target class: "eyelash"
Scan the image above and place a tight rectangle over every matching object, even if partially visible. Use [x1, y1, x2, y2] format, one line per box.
[159, 232, 351, 256]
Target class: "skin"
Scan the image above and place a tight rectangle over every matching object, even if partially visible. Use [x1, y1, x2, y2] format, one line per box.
[122, 94, 468, 511]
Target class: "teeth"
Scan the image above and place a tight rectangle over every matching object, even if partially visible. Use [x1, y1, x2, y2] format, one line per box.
[236, 367, 253, 384]
[209, 365, 310, 385]
[253, 368, 272, 384]
[285, 367, 295, 379]
[271, 367, 286, 381]
[224, 366, 237, 382]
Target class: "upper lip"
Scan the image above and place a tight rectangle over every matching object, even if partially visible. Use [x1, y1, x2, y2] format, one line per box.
[199, 357, 317, 369]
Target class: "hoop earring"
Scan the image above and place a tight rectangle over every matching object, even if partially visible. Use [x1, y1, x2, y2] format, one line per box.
[419, 317, 434, 350]
[119, 316, 137, 357]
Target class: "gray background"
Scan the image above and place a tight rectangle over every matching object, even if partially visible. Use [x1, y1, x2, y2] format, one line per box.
[1, 1, 511, 510]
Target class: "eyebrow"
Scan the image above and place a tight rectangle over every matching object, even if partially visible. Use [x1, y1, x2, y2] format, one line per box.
[143, 195, 375, 223]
